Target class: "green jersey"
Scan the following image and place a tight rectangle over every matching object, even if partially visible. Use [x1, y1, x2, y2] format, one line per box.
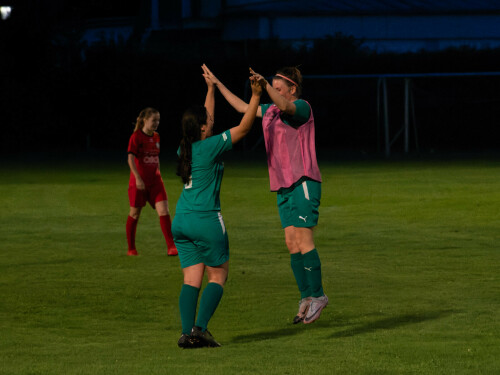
[175, 130, 232, 214]
[260, 99, 310, 128]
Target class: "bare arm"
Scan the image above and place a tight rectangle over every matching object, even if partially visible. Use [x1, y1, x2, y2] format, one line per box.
[202, 64, 215, 127]
[128, 154, 145, 190]
[203, 64, 262, 117]
[265, 81, 296, 115]
[229, 77, 263, 144]
[250, 68, 296, 115]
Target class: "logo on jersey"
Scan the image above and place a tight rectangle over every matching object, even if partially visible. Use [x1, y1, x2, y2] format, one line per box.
[143, 156, 159, 164]
[156, 142, 160, 149]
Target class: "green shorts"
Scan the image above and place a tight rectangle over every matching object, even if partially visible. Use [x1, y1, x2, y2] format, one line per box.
[277, 178, 321, 228]
[171, 211, 229, 269]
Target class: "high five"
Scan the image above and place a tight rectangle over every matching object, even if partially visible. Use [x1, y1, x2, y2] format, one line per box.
[203, 65, 328, 324]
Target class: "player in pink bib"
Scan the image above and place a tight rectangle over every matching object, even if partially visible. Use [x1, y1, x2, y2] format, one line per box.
[203, 66, 328, 324]
[126, 107, 178, 257]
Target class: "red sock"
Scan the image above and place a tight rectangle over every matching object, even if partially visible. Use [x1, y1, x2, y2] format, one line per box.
[126, 216, 138, 251]
[159, 215, 176, 251]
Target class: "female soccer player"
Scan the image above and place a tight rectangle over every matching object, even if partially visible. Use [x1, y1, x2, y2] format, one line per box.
[173, 65, 262, 348]
[202, 65, 328, 325]
[126, 107, 178, 257]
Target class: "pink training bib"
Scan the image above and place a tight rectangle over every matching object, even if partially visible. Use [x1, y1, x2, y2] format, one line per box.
[262, 102, 322, 191]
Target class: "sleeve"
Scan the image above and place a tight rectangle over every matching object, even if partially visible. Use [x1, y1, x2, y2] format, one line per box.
[203, 130, 233, 160]
[260, 103, 272, 115]
[127, 132, 139, 155]
[290, 100, 311, 126]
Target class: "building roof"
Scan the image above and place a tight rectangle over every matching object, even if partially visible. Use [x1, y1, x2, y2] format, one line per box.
[224, 0, 500, 16]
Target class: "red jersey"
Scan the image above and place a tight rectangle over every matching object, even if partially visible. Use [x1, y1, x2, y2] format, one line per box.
[128, 130, 162, 185]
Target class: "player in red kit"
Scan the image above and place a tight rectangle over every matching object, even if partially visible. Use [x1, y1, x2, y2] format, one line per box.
[126, 107, 178, 256]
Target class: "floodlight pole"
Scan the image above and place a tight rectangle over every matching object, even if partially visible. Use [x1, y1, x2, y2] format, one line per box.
[404, 78, 410, 153]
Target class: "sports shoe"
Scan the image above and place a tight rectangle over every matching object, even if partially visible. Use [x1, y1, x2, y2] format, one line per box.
[303, 295, 328, 324]
[190, 326, 221, 348]
[127, 249, 138, 256]
[293, 297, 312, 324]
[167, 246, 178, 256]
[177, 333, 196, 349]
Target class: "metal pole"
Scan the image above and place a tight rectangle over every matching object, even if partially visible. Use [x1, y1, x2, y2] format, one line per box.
[410, 83, 420, 153]
[404, 78, 410, 153]
[383, 78, 390, 157]
[376, 78, 381, 153]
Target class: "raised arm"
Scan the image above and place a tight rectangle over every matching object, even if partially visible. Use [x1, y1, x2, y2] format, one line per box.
[229, 76, 263, 144]
[250, 68, 296, 116]
[203, 64, 262, 117]
[202, 65, 215, 128]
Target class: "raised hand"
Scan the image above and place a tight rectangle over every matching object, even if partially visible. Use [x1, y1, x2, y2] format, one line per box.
[202, 64, 219, 87]
[249, 67, 268, 88]
[250, 76, 263, 96]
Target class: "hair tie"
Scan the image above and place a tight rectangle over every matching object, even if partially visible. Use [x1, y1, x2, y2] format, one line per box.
[275, 73, 299, 87]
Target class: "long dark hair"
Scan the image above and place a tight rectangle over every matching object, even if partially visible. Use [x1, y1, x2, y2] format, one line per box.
[177, 106, 207, 184]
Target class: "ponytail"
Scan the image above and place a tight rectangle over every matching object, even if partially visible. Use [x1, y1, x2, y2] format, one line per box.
[177, 137, 193, 185]
[177, 106, 207, 184]
[134, 107, 159, 132]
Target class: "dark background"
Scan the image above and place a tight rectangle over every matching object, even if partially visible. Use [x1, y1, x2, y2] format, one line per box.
[1, 1, 500, 159]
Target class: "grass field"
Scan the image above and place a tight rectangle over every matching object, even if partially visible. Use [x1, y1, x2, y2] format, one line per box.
[0, 154, 499, 374]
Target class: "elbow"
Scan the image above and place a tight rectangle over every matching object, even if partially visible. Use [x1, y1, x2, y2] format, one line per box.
[237, 103, 250, 114]
[275, 103, 288, 112]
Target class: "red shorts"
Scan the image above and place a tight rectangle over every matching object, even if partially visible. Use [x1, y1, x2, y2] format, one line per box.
[128, 176, 168, 208]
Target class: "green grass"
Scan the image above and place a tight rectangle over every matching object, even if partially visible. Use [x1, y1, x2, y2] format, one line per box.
[0, 155, 499, 374]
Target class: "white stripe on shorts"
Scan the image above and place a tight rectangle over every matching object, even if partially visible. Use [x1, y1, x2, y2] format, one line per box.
[217, 212, 226, 234]
[302, 181, 310, 200]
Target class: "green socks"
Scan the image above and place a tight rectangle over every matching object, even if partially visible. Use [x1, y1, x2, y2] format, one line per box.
[180, 282, 224, 334]
[179, 284, 200, 335]
[195, 282, 224, 331]
[302, 249, 324, 297]
[290, 252, 311, 299]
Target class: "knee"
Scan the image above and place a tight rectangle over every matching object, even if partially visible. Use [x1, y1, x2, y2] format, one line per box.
[207, 271, 228, 286]
[156, 201, 170, 216]
[285, 238, 299, 253]
[208, 278, 226, 287]
[296, 235, 315, 253]
[157, 207, 169, 216]
[206, 265, 228, 286]
[129, 208, 141, 220]
[183, 277, 202, 289]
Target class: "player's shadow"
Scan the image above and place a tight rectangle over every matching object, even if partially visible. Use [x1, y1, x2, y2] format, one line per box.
[329, 309, 456, 339]
[230, 319, 334, 344]
[230, 310, 455, 343]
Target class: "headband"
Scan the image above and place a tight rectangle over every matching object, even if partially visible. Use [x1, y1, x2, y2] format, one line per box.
[274, 73, 299, 87]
